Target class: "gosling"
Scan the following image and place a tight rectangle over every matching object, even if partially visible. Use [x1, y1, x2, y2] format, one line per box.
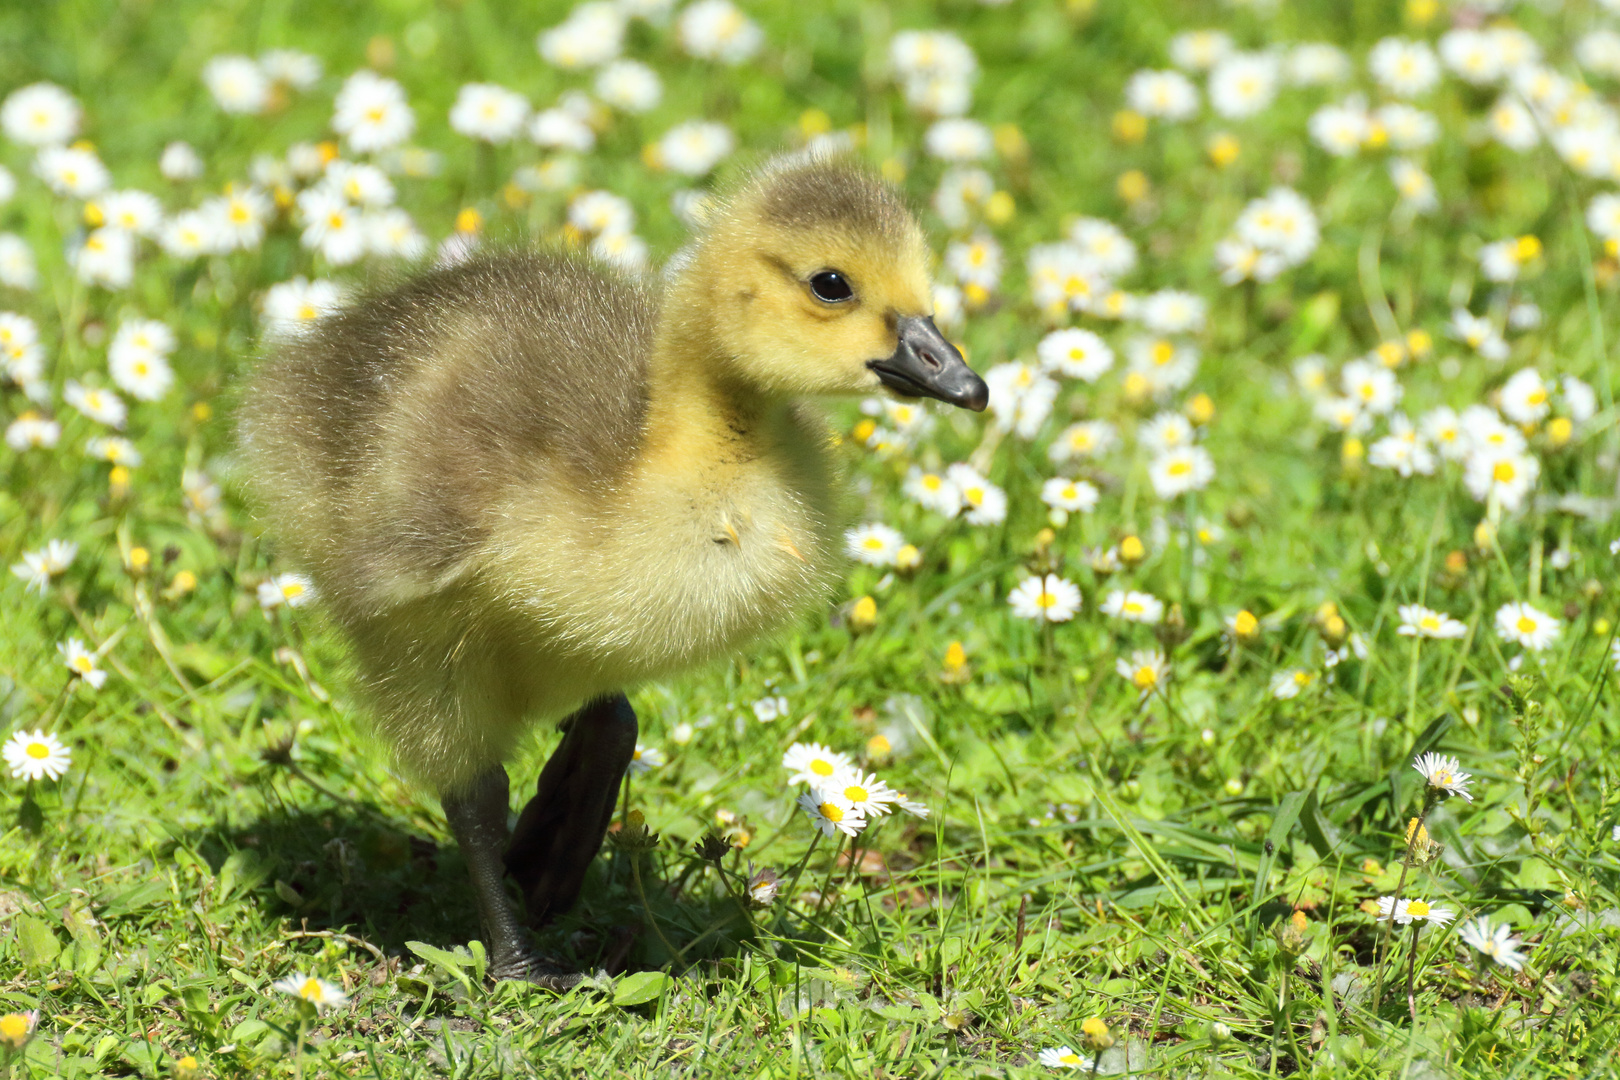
[238, 155, 987, 983]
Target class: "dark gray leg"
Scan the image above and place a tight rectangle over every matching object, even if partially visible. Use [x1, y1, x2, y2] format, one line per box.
[505, 693, 637, 926]
[441, 767, 577, 987]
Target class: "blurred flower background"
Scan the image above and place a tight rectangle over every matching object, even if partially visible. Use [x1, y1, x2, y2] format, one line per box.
[2, 0, 1620, 1075]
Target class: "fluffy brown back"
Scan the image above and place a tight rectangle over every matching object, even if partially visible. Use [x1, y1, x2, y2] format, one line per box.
[239, 252, 659, 621]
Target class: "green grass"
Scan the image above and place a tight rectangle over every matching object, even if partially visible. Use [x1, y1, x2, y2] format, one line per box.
[4, 0, 1620, 1076]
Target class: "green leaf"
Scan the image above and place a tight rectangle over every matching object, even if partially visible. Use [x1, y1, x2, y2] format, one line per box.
[173, 642, 234, 681]
[1299, 791, 1343, 860]
[612, 970, 671, 1008]
[405, 940, 475, 993]
[217, 849, 274, 900]
[15, 915, 61, 968]
[1248, 791, 1305, 946]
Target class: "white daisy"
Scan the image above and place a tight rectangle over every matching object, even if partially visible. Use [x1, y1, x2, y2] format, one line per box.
[1396, 605, 1466, 640]
[567, 190, 635, 236]
[1, 83, 80, 146]
[100, 190, 165, 237]
[258, 573, 316, 610]
[1009, 574, 1082, 623]
[7, 411, 60, 450]
[782, 742, 854, 787]
[627, 744, 665, 775]
[35, 145, 111, 198]
[798, 788, 867, 839]
[71, 227, 135, 289]
[3, 729, 72, 781]
[0, 233, 38, 290]
[1115, 649, 1170, 694]
[332, 71, 414, 153]
[1412, 752, 1474, 801]
[262, 277, 346, 339]
[1124, 69, 1199, 120]
[595, 60, 662, 113]
[677, 0, 764, 64]
[657, 121, 734, 177]
[1463, 450, 1538, 513]
[1039, 1045, 1086, 1069]
[1498, 368, 1551, 425]
[1036, 328, 1113, 382]
[85, 436, 142, 466]
[259, 49, 322, 90]
[271, 973, 349, 1012]
[1368, 38, 1440, 97]
[203, 55, 270, 114]
[10, 539, 76, 595]
[845, 523, 905, 567]
[1101, 589, 1164, 624]
[1458, 917, 1526, 971]
[449, 83, 530, 143]
[64, 380, 127, 428]
[1494, 602, 1559, 651]
[1377, 896, 1455, 927]
[1270, 669, 1314, 700]
[903, 467, 962, 516]
[538, 2, 627, 68]
[58, 638, 108, 689]
[159, 141, 204, 182]
[1148, 446, 1215, 499]
[1041, 477, 1100, 513]
[829, 771, 901, 817]
[108, 320, 176, 401]
[529, 108, 595, 152]
[946, 463, 1007, 525]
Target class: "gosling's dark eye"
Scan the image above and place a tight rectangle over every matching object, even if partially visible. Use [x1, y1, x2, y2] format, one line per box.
[808, 270, 854, 303]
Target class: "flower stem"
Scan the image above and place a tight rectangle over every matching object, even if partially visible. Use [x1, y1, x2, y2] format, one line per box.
[772, 830, 822, 938]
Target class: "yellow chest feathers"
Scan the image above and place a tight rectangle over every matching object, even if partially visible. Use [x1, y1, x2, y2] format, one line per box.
[488, 418, 844, 679]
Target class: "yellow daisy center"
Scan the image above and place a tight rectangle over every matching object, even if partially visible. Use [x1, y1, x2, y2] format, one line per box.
[1132, 666, 1157, 689]
[298, 978, 324, 1000]
[820, 803, 844, 823]
[26, 742, 48, 759]
[1407, 900, 1430, 918]
[1167, 460, 1192, 477]
[1516, 616, 1536, 634]
[1493, 461, 1516, 482]
[810, 760, 834, 777]
[844, 786, 868, 803]
[282, 582, 305, 599]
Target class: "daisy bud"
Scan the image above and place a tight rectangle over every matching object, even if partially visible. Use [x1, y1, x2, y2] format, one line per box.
[0, 1011, 36, 1050]
[1117, 534, 1146, 566]
[848, 595, 878, 633]
[1080, 1016, 1115, 1051]
[1273, 910, 1310, 957]
[608, 809, 660, 853]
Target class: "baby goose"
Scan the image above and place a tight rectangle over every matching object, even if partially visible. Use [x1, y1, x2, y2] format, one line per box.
[239, 155, 987, 983]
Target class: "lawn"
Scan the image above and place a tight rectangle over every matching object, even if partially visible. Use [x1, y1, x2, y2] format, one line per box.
[2, 0, 1620, 1076]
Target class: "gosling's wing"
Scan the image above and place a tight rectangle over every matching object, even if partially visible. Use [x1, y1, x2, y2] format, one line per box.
[239, 252, 657, 615]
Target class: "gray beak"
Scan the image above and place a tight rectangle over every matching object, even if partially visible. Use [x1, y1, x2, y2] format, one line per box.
[867, 315, 989, 412]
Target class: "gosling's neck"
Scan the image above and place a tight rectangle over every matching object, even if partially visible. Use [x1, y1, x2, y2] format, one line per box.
[643, 277, 784, 468]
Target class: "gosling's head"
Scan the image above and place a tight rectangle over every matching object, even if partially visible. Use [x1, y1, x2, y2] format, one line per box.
[677, 154, 987, 412]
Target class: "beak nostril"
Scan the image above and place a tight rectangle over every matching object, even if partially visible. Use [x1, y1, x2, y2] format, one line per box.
[918, 348, 942, 371]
